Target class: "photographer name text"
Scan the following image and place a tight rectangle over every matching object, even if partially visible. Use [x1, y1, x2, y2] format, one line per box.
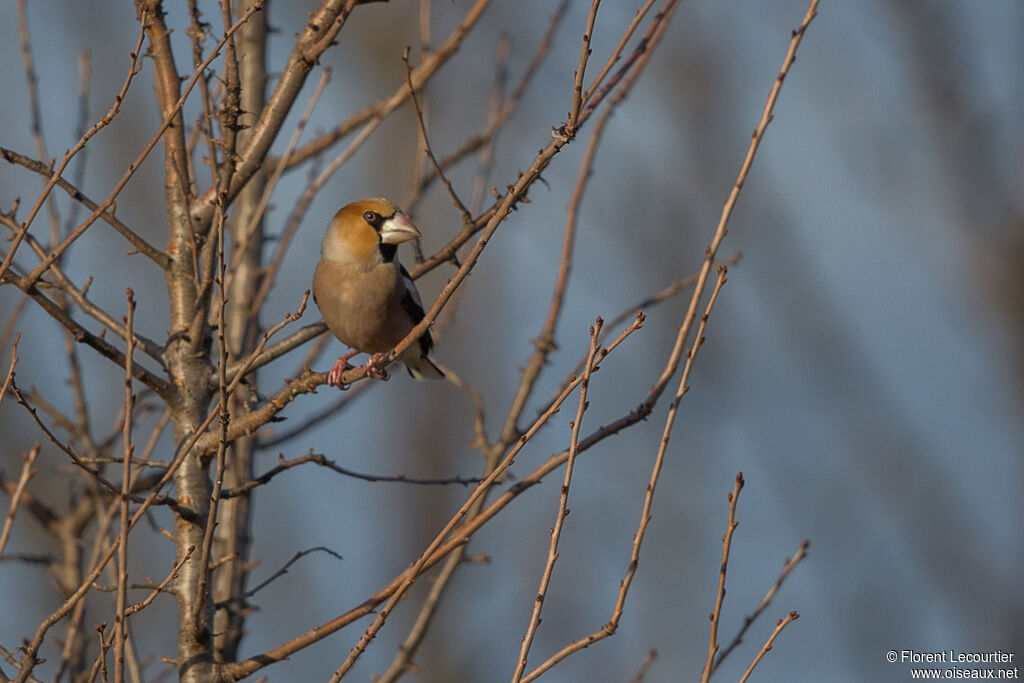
[901, 651, 1016, 664]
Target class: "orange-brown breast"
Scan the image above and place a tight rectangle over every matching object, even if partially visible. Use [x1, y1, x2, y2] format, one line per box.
[313, 259, 414, 353]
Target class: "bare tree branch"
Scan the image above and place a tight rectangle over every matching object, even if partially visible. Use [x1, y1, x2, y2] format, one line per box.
[0, 445, 40, 559]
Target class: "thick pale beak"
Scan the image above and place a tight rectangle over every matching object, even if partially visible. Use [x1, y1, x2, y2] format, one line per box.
[379, 212, 421, 245]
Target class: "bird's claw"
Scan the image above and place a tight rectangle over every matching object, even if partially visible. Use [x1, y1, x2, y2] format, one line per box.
[327, 351, 359, 389]
[365, 353, 390, 381]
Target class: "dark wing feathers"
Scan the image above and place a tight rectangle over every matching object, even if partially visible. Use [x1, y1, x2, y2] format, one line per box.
[398, 263, 433, 355]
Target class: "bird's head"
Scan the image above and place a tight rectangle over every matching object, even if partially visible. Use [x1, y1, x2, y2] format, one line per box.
[321, 198, 421, 266]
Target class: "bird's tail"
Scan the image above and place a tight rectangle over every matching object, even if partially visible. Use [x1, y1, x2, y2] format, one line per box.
[404, 352, 445, 381]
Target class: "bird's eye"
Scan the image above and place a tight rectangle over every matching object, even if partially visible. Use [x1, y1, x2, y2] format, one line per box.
[363, 210, 380, 226]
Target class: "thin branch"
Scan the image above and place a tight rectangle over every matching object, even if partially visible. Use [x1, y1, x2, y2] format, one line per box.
[0, 296, 30, 354]
[0, 8, 150, 282]
[0, 470, 56, 531]
[555, 252, 741, 396]
[460, 31, 509, 220]
[220, 451, 479, 499]
[187, 0, 372, 227]
[215, 290, 310, 392]
[713, 539, 809, 672]
[403, 47, 472, 224]
[0, 147, 168, 268]
[437, 365, 489, 453]
[1, 272, 172, 398]
[62, 51, 94, 236]
[737, 612, 800, 683]
[0, 444, 40, 559]
[234, 67, 332, 314]
[0, 212, 166, 362]
[521, 268, 728, 683]
[224, 322, 325, 383]
[700, 472, 744, 683]
[15, 0, 62, 248]
[9, 368, 243, 683]
[411, 0, 569, 204]
[17, 1, 264, 292]
[255, 382, 370, 449]
[125, 546, 194, 616]
[327, 318, 613, 681]
[223, 315, 644, 681]
[496, 63, 613, 451]
[0, 334, 18, 409]
[192, 209, 235, 630]
[186, 0, 217, 190]
[512, 320, 602, 682]
[114, 290, 137, 683]
[0, 646, 42, 683]
[9, 378, 140, 500]
[581, 0, 657, 110]
[567, 0, 601, 132]
[216, 546, 343, 610]
[373, 532, 465, 683]
[269, 0, 493, 177]
[628, 649, 658, 683]
[5, 294, 313, 672]
[400, 0, 676, 303]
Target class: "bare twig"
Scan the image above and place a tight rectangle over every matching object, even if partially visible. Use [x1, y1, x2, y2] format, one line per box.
[373, 533, 465, 683]
[0, 212, 165, 362]
[187, 0, 362, 227]
[0, 13, 153, 283]
[17, 1, 264, 292]
[496, 61, 615, 452]
[0, 7, 150, 284]
[403, 47, 472, 224]
[216, 546, 343, 610]
[0, 148, 168, 267]
[327, 318, 612, 680]
[223, 322, 324, 383]
[737, 612, 800, 683]
[382, 1, 678, 380]
[270, 0, 493, 177]
[243, 67, 333, 315]
[567, 0, 601, 132]
[224, 316, 644, 681]
[700, 472, 744, 683]
[191, 204, 230, 632]
[125, 546, 194, 616]
[15, 0, 63, 249]
[255, 383, 370, 449]
[0, 333, 18, 409]
[512, 320, 602, 682]
[580, 0, 657, 110]
[555, 252, 741, 396]
[521, 269, 728, 683]
[0, 444, 40, 559]
[411, 0, 569, 204]
[114, 290, 137, 683]
[9, 379, 139, 500]
[713, 539, 809, 672]
[219, 451, 480, 499]
[628, 649, 658, 683]
[7, 292, 313, 674]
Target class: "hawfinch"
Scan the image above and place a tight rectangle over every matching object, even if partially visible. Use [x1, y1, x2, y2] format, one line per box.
[313, 198, 444, 385]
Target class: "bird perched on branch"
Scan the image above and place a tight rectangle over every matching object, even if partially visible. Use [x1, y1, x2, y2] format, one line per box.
[313, 198, 444, 386]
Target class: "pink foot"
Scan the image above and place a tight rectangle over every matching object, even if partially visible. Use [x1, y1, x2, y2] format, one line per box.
[327, 350, 360, 388]
[365, 353, 390, 381]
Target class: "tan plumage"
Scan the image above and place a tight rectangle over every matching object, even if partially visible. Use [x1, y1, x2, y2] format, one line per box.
[313, 198, 444, 385]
